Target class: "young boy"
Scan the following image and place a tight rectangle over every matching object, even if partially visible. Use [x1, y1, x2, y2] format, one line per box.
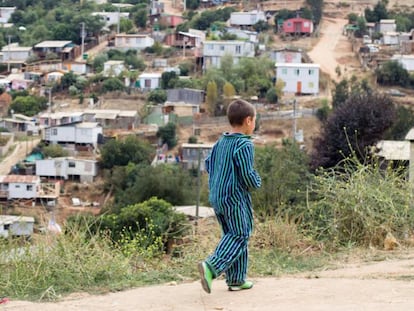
[198, 99, 262, 293]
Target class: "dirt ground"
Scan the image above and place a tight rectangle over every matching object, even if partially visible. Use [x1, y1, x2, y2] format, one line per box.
[4, 250, 414, 310]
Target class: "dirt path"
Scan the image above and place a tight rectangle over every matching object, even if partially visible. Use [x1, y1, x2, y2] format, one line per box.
[4, 252, 414, 310]
[0, 139, 41, 175]
[307, 17, 349, 82]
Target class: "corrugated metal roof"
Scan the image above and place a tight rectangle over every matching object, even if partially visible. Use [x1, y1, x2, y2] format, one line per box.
[376, 140, 410, 160]
[75, 122, 100, 128]
[0, 215, 35, 225]
[34, 40, 72, 48]
[2, 175, 40, 183]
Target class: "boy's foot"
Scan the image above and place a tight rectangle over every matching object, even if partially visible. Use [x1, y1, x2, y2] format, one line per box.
[198, 261, 213, 294]
[228, 280, 254, 291]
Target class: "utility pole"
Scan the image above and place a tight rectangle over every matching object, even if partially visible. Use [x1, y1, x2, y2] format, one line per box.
[80, 22, 86, 61]
[117, 7, 120, 34]
[292, 99, 297, 141]
[7, 35, 11, 72]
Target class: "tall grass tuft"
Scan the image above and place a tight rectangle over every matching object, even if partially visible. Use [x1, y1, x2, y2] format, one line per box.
[304, 157, 414, 248]
[0, 221, 133, 301]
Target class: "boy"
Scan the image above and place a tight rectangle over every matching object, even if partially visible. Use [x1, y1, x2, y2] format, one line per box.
[198, 99, 262, 293]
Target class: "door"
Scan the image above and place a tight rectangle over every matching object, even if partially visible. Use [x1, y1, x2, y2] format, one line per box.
[296, 81, 302, 94]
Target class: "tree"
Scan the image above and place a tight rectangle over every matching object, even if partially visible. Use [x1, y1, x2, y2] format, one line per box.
[265, 87, 278, 105]
[42, 144, 69, 158]
[161, 71, 178, 89]
[157, 122, 177, 149]
[332, 79, 349, 109]
[206, 80, 218, 116]
[384, 106, 414, 140]
[148, 89, 167, 104]
[222, 81, 236, 109]
[376, 60, 410, 87]
[9, 95, 48, 116]
[252, 142, 313, 219]
[101, 77, 125, 93]
[100, 135, 154, 169]
[311, 92, 396, 170]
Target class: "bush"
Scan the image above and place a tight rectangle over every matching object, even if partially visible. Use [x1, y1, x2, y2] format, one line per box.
[303, 158, 414, 248]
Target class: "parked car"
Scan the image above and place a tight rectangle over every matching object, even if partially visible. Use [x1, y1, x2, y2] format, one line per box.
[386, 89, 406, 97]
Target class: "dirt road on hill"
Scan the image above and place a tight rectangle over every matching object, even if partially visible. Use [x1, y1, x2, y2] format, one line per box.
[4, 251, 414, 310]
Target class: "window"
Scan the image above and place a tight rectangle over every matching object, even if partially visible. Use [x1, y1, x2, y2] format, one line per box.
[235, 45, 241, 54]
[308, 82, 314, 88]
[69, 162, 76, 168]
[295, 69, 300, 76]
[52, 128, 58, 135]
[208, 44, 213, 50]
[309, 69, 315, 75]
[26, 185, 33, 191]
[145, 79, 151, 87]
[220, 45, 225, 51]
[15, 185, 20, 188]
[282, 68, 287, 75]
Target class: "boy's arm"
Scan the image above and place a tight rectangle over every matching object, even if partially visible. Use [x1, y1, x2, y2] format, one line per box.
[235, 142, 261, 189]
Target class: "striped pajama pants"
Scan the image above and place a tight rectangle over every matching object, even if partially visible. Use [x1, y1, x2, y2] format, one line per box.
[206, 198, 254, 285]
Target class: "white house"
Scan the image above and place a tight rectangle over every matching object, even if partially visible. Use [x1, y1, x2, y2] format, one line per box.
[0, 7, 16, 24]
[203, 40, 255, 70]
[42, 122, 103, 147]
[230, 10, 266, 26]
[103, 60, 125, 77]
[0, 43, 33, 65]
[92, 11, 130, 28]
[63, 61, 89, 75]
[36, 157, 98, 183]
[138, 72, 162, 90]
[180, 143, 214, 171]
[382, 31, 400, 46]
[271, 48, 302, 63]
[114, 33, 154, 51]
[226, 28, 259, 43]
[275, 63, 320, 95]
[376, 19, 396, 34]
[0, 215, 35, 238]
[391, 54, 414, 72]
[0, 175, 41, 200]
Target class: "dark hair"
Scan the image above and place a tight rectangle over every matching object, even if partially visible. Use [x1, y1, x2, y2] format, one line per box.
[227, 99, 256, 126]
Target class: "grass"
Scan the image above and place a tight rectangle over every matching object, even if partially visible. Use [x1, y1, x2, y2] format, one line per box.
[1, 215, 413, 302]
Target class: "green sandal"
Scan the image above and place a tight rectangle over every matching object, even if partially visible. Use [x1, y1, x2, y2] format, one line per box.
[228, 280, 254, 291]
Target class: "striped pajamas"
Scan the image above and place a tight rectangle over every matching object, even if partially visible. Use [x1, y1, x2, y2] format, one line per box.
[205, 133, 261, 285]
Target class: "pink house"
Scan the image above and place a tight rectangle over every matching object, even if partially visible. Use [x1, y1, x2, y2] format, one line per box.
[283, 17, 313, 35]
[160, 14, 184, 28]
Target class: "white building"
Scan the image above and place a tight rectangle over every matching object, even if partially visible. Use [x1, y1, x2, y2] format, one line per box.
[138, 72, 162, 90]
[0, 43, 33, 64]
[391, 54, 414, 72]
[382, 31, 400, 46]
[376, 19, 396, 34]
[203, 40, 255, 70]
[92, 11, 130, 28]
[114, 33, 154, 51]
[0, 215, 34, 238]
[0, 7, 16, 24]
[230, 10, 266, 26]
[36, 157, 98, 183]
[103, 60, 125, 77]
[271, 49, 302, 64]
[275, 63, 320, 95]
[42, 122, 103, 147]
[0, 175, 41, 200]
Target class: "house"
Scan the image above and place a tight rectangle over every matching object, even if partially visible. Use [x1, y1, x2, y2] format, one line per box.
[376, 19, 396, 34]
[382, 31, 400, 46]
[163, 102, 200, 118]
[0, 215, 35, 238]
[230, 10, 266, 27]
[226, 28, 259, 43]
[83, 109, 139, 130]
[63, 61, 89, 75]
[33, 40, 78, 61]
[0, 175, 40, 200]
[92, 11, 130, 29]
[45, 71, 64, 84]
[282, 17, 313, 35]
[167, 88, 205, 105]
[6, 72, 34, 90]
[391, 54, 414, 72]
[42, 122, 103, 148]
[38, 111, 84, 127]
[202, 40, 255, 70]
[270, 48, 302, 63]
[0, 7, 16, 24]
[114, 33, 155, 51]
[36, 157, 98, 183]
[159, 14, 184, 28]
[180, 143, 214, 170]
[164, 32, 201, 49]
[138, 72, 162, 90]
[0, 114, 39, 135]
[0, 43, 33, 68]
[275, 63, 320, 95]
[103, 60, 125, 77]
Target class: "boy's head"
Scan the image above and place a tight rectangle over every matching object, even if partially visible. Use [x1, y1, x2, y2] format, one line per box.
[227, 99, 256, 135]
